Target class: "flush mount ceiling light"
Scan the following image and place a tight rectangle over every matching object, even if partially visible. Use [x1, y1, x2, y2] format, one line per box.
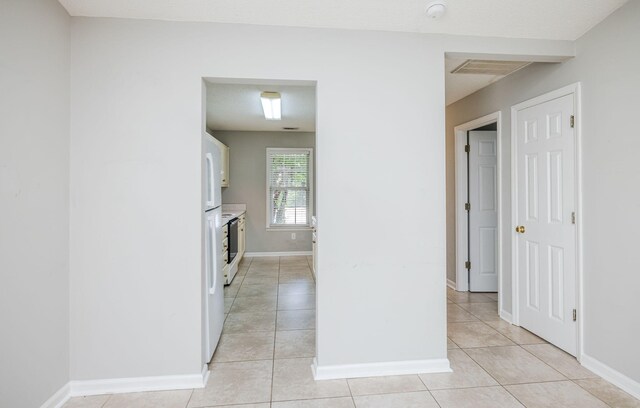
[426, 0, 447, 20]
[260, 91, 281, 120]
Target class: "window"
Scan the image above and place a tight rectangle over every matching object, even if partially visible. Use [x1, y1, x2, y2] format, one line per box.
[266, 148, 313, 228]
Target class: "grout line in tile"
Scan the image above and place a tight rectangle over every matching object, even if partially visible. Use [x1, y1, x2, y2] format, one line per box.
[515, 343, 571, 381]
[213, 356, 276, 364]
[100, 394, 111, 408]
[183, 389, 195, 408]
[498, 384, 528, 408]
[568, 378, 614, 408]
[345, 375, 355, 400]
[447, 336, 461, 349]
[268, 256, 281, 403]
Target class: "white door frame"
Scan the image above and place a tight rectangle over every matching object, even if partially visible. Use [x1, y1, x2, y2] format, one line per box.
[454, 112, 503, 303]
[511, 82, 584, 360]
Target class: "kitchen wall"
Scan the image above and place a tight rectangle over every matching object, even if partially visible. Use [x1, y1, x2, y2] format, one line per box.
[0, 0, 71, 406]
[446, 0, 640, 386]
[214, 130, 316, 254]
[68, 12, 573, 383]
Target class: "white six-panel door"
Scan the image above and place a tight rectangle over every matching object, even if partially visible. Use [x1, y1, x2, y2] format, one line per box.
[469, 131, 498, 292]
[515, 93, 577, 355]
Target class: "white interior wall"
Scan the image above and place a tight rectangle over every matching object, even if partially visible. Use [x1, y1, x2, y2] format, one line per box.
[446, 0, 640, 386]
[0, 0, 71, 406]
[69, 18, 448, 379]
[67, 17, 575, 382]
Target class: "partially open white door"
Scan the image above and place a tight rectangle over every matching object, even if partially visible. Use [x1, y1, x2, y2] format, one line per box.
[469, 131, 498, 292]
[515, 93, 577, 355]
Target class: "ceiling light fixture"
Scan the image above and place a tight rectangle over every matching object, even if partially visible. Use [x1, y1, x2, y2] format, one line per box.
[260, 91, 281, 120]
[426, 0, 447, 20]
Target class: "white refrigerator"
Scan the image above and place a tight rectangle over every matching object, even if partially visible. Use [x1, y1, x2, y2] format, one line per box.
[204, 134, 224, 361]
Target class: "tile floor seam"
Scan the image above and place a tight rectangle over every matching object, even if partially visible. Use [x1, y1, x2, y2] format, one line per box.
[417, 371, 430, 391]
[494, 378, 575, 387]
[183, 389, 195, 408]
[499, 384, 528, 408]
[345, 376, 355, 401]
[428, 390, 444, 408]
[516, 342, 573, 381]
[447, 337, 461, 349]
[458, 345, 515, 388]
[99, 395, 110, 408]
[568, 378, 615, 408]
[352, 388, 433, 398]
[267, 256, 282, 404]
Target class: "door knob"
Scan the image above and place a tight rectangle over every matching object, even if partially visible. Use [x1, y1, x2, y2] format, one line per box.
[515, 226, 525, 233]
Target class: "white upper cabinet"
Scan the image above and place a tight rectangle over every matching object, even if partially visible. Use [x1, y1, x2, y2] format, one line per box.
[209, 135, 230, 188]
[220, 143, 230, 188]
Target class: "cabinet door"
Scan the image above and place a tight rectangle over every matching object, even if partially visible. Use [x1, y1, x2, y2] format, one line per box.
[238, 217, 246, 257]
[221, 145, 230, 187]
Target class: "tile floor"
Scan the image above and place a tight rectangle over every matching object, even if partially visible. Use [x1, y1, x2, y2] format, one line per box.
[64, 258, 640, 407]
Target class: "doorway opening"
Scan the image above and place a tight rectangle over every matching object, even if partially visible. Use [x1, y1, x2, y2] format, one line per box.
[200, 77, 319, 372]
[454, 112, 502, 306]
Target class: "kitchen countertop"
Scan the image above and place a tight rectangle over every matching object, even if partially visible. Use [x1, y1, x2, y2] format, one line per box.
[221, 210, 245, 224]
[221, 204, 246, 224]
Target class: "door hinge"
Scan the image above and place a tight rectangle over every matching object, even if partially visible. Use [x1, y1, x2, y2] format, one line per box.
[465, 261, 471, 270]
[573, 309, 577, 322]
[570, 115, 575, 128]
[465, 144, 470, 153]
[465, 202, 471, 211]
[571, 212, 576, 225]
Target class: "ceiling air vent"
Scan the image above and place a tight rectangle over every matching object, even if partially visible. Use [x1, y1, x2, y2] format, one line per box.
[451, 60, 531, 76]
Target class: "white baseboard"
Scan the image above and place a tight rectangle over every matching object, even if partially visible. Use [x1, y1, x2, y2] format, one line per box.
[499, 310, 513, 324]
[245, 251, 311, 257]
[446, 279, 456, 290]
[311, 357, 451, 380]
[69, 365, 209, 397]
[201, 363, 210, 387]
[580, 354, 640, 400]
[40, 382, 71, 408]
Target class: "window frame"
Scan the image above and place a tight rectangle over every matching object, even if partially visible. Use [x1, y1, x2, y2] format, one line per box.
[265, 147, 314, 231]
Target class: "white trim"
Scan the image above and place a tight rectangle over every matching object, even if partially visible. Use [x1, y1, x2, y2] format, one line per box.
[266, 147, 314, 229]
[245, 251, 311, 257]
[510, 83, 583, 359]
[311, 357, 451, 380]
[454, 111, 502, 306]
[446, 278, 456, 290]
[40, 383, 71, 408]
[68, 366, 209, 397]
[201, 363, 210, 387]
[580, 354, 640, 400]
[499, 310, 513, 324]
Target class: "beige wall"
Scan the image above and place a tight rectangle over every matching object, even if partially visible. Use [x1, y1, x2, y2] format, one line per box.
[446, 0, 640, 384]
[214, 130, 316, 253]
[0, 0, 71, 406]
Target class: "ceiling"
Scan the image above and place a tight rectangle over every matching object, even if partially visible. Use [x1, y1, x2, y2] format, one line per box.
[59, 0, 627, 41]
[205, 80, 316, 132]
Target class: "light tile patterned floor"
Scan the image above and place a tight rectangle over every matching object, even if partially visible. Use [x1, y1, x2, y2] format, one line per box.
[64, 259, 640, 407]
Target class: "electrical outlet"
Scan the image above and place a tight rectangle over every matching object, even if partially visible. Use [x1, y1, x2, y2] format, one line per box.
[291, 232, 296, 240]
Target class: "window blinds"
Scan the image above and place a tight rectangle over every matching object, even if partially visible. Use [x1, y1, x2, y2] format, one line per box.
[267, 149, 312, 227]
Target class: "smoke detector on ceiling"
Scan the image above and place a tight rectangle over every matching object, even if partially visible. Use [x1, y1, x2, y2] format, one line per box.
[426, 1, 447, 20]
